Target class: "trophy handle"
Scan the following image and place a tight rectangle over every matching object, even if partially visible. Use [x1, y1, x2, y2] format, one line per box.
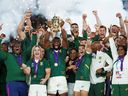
[59, 20, 64, 28]
[46, 21, 52, 28]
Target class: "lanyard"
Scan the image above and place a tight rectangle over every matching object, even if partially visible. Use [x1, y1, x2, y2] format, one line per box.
[33, 59, 40, 75]
[76, 56, 83, 68]
[53, 50, 59, 63]
[114, 56, 124, 71]
[118, 56, 124, 71]
[16, 55, 22, 66]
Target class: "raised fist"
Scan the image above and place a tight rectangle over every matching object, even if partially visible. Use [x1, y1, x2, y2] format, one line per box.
[0, 33, 6, 39]
[82, 13, 87, 20]
[94, 24, 100, 31]
[116, 13, 122, 18]
[92, 10, 98, 16]
[65, 18, 72, 24]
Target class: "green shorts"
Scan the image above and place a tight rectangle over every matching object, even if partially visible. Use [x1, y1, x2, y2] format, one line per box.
[111, 84, 128, 96]
[89, 82, 104, 96]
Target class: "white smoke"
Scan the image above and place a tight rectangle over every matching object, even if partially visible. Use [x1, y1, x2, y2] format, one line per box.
[0, 0, 126, 40]
[0, 0, 37, 40]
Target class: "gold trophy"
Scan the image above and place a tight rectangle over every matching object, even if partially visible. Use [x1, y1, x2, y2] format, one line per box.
[47, 16, 64, 33]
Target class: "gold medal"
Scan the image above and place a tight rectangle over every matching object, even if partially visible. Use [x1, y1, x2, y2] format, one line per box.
[34, 75, 37, 78]
[54, 63, 58, 67]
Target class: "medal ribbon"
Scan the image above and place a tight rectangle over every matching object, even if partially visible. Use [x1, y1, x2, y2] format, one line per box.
[16, 55, 22, 66]
[53, 50, 59, 64]
[76, 56, 83, 68]
[33, 60, 40, 75]
[118, 56, 124, 71]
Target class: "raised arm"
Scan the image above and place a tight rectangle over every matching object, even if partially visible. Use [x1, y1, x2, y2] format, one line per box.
[85, 40, 92, 53]
[109, 36, 118, 61]
[92, 10, 102, 26]
[124, 19, 128, 37]
[124, 19, 128, 53]
[61, 28, 68, 49]
[116, 13, 126, 35]
[17, 16, 26, 40]
[43, 32, 51, 49]
[17, 13, 32, 40]
[82, 13, 91, 37]
[65, 18, 73, 26]
[82, 13, 90, 31]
